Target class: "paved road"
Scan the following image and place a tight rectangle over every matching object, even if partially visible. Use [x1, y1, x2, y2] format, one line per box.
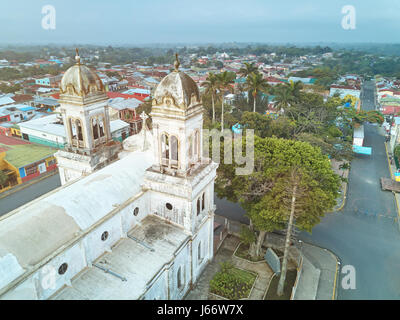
[0, 173, 61, 217]
[298, 81, 400, 299]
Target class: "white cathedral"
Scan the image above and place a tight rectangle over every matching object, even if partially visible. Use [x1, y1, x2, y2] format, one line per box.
[0, 52, 218, 300]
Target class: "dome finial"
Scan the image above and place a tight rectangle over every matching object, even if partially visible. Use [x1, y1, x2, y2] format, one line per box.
[174, 53, 180, 72]
[75, 48, 81, 65]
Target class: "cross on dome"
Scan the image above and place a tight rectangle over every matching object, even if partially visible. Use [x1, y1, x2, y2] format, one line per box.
[174, 53, 180, 72]
[140, 111, 149, 122]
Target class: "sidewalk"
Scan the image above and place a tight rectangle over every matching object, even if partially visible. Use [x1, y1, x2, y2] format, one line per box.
[384, 141, 400, 232]
[264, 233, 339, 300]
[331, 159, 350, 211]
[295, 242, 339, 300]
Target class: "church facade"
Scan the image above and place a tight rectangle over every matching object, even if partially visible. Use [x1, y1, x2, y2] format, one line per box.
[0, 54, 218, 300]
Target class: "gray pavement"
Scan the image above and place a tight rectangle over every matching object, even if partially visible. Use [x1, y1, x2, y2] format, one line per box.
[298, 81, 400, 299]
[0, 173, 61, 216]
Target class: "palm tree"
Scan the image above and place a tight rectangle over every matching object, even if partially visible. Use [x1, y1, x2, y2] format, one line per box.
[201, 73, 218, 123]
[216, 71, 236, 131]
[274, 80, 303, 112]
[238, 62, 259, 78]
[274, 85, 293, 111]
[286, 80, 303, 103]
[245, 72, 270, 113]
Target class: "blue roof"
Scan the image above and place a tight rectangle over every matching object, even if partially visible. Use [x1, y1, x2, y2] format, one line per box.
[18, 106, 36, 112]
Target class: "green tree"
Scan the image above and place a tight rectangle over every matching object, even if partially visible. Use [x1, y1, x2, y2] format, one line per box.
[201, 72, 219, 123]
[238, 62, 259, 78]
[215, 136, 341, 263]
[245, 72, 270, 113]
[274, 85, 294, 111]
[216, 71, 236, 132]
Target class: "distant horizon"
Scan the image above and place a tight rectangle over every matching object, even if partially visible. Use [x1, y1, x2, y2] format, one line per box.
[2, 41, 400, 47]
[1, 1, 400, 45]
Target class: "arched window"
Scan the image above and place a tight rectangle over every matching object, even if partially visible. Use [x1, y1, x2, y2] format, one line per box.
[69, 118, 77, 140]
[197, 198, 201, 216]
[99, 116, 105, 137]
[177, 266, 183, 289]
[170, 135, 179, 168]
[198, 242, 202, 263]
[201, 192, 205, 211]
[194, 130, 200, 159]
[76, 120, 83, 142]
[161, 134, 179, 168]
[92, 118, 99, 140]
[161, 134, 169, 166]
[188, 136, 193, 159]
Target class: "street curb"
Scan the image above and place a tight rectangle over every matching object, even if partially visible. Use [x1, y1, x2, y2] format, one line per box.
[0, 170, 58, 200]
[384, 142, 400, 231]
[334, 182, 348, 212]
[301, 240, 341, 300]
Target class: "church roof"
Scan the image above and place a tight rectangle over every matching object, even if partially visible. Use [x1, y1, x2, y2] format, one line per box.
[0, 150, 154, 293]
[153, 71, 200, 108]
[59, 49, 105, 98]
[51, 215, 189, 300]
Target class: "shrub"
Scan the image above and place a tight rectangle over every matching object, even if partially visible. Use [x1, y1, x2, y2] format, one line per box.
[209, 263, 256, 300]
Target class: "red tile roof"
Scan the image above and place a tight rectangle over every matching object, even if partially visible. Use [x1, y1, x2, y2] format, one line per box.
[382, 106, 400, 115]
[0, 135, 30, 146]
[12, 94, 33, 103]
[107, 92, 146, 102]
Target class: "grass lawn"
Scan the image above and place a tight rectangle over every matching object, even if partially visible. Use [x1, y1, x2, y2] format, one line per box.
[210, 263, 257, 300]
[264, 269, 297, 300]
[235, 242, 284, 262]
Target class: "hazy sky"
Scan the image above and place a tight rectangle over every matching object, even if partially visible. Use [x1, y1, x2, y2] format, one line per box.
[1, 0, 399, 45]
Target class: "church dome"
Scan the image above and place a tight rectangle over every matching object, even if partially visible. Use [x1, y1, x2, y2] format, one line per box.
[60, 49, 105, 97]
[153, 55, 200, 108]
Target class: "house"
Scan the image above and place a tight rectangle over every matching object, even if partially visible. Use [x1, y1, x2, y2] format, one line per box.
[0, 95, 15, 107]
[265, 76, 285, 86]
[19, 113, 132, 149]
[0, 105, 37, 123]
[32, 96, 60, 112]
[288, 77, 316, 85]
[108, 97, 143, 135]
[329, 85, 361, 99]
[0, 135, 57, 192]
[35, 75, 62, 87]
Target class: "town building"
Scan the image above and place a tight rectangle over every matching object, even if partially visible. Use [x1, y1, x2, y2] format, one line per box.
[0, 135, 57, 193]
[329, 84, 361, 99]
[0, 55, 218, 301]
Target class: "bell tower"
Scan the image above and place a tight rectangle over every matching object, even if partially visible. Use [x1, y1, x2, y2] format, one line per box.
[150, 54, 205, 177]
[143, 55, 219, 281]
[55, 49, 121, 185]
